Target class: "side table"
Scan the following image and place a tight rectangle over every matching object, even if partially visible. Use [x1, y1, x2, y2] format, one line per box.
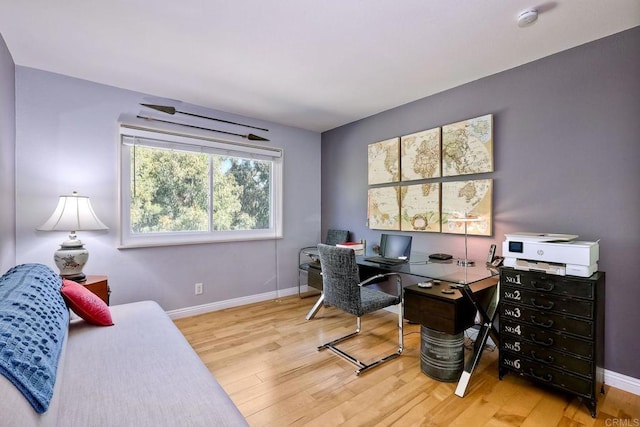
[82, 275, 110, 305]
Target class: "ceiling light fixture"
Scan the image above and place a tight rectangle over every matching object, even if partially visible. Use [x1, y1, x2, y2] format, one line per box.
[517, 9, 538, 27]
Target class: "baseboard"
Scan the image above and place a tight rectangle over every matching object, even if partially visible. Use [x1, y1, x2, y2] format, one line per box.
[166, 285, 300, 320]
[167, 287, 640, 397]
[604, 369, 640, 396]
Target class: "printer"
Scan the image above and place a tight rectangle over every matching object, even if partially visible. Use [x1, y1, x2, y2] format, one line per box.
[502, 232, 599, 277]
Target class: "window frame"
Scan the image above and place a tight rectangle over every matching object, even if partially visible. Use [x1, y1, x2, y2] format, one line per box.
[118, 125, 283, 248]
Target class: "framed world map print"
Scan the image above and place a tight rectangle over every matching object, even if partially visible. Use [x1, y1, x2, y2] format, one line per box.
[368, 137, 400, 184]
[401, 127, 441, 181]
[441, 179, 493, 236]
[400, 183, 441, 232]
[367, 186, 400, 230]
[442, 114, 493, 177]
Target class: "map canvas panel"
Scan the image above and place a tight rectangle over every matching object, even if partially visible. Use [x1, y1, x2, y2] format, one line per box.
[400, 127, 441, 181]
[368, 137, 400, 185]
[441, 179, 493, 236]
[400, 183, 441, 232]
[368, 186, 401, 230]
[442, 114, 493, 177]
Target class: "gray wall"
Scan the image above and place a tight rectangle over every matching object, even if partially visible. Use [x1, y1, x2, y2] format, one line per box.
[14, 67, 321, 311]
[0, 34, 16, 273]
[322, 27, 640, 379]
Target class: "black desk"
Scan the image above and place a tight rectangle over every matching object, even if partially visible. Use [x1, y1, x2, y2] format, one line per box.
[357, 253, 498, 285]
[403, 277, 497, 335]
[305, 253, 498, 321]
[305, 252, 499, 396]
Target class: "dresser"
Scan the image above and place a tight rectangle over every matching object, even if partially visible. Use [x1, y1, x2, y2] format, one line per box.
[498, 267, 605, 417]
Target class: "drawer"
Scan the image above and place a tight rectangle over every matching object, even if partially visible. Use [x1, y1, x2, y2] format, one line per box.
[403, 287, 476, 335]
[501, 302, 594, 339]
[501, 269, 594, 299]
[501, 285, 593, 319]
[500, 334, 593, 377]
[501, 319, 594, 359]
[501, 351, 594, 399]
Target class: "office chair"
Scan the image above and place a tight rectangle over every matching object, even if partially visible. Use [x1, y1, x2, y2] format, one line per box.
[298, 229, 349, 297]
[315, 243, 403, 375]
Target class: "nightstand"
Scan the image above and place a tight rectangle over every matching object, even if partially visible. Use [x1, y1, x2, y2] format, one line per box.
[82, 275, 110, 305]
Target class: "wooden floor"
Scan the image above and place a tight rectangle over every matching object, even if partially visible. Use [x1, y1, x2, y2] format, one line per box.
[174, 294, 639, 426]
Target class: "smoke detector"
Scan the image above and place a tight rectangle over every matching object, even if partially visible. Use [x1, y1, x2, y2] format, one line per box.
[517, 9, 538, 27]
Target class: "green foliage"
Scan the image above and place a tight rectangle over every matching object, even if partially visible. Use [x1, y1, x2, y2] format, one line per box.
[130, 146, 209, 232]
[213, 156, 271, 230]
[130, 146, 271, 233]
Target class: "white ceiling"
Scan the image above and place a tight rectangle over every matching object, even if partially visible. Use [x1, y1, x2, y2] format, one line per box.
[1, 1, 639, 132]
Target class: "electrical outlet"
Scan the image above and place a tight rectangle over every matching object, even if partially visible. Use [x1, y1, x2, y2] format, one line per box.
[195, 282, 203, 295]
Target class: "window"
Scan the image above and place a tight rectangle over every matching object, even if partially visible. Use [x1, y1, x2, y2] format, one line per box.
[119, 125, 282, 247]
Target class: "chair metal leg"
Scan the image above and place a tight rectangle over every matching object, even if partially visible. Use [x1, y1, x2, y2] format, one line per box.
[397, 300, 404, 353]
[318, 302, 403, 375]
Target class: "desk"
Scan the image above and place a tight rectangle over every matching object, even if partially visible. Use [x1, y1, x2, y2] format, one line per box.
[404, 277, 498, 335]
[305, 253, 498, 321]
[305, 253, 499, 394]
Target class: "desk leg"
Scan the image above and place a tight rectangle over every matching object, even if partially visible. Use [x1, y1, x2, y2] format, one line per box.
[454, 283, 500, 397]
[455, 321, 492, 397]
[306, 293, 324, 320]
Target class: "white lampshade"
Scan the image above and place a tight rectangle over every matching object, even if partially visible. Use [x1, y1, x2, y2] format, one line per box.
[37, 192, 108, 281]
[37, 192, 108, 233]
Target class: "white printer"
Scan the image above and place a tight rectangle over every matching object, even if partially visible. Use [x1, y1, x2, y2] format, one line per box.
[502, 232, 599, 277]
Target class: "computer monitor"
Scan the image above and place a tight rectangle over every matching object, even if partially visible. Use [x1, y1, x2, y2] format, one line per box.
[380, 234, 412, 259]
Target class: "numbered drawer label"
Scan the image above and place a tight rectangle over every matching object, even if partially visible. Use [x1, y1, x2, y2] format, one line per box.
[500, 269, 595, 299]
[500, 335, 593, 378]
[501, 302, 594, 339]
[500, 352, 594, 398]
[500, 319, 594, 359]
[501, 285, 594, 319]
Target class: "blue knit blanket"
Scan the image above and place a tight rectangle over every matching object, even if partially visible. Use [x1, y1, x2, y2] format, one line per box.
[0, 263, 69, 413]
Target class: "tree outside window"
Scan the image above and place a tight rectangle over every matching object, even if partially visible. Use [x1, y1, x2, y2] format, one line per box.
[120, 126, 282, 247]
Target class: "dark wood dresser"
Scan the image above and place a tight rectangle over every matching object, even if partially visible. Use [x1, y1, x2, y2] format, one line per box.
[498, 267, 605, 417]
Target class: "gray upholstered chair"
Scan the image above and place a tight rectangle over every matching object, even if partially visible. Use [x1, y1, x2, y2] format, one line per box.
[316, 243, 403, 375]
[323, 229, 350, 246]
[298, 229, 349, 297]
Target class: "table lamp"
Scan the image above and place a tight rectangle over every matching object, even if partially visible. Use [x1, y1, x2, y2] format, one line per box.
[37, 191, 108, 282]
[447, 213, 483, 267]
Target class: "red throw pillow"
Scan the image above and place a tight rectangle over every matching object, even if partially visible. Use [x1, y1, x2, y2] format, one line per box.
[60, 279, 114, 326]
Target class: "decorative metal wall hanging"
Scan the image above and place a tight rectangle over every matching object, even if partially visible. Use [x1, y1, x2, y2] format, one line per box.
[136, 115, 270, 141]
[140, 103, 269, 132]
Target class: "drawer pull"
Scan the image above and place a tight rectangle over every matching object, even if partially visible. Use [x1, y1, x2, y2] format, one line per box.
[529, 369, 553, 383]
[530, 316, 554, 328]
[531, 299, 554, 310]
[531, 281, 554, 292]
[531, 350, 554, 365]
[530, 334, 554, 346]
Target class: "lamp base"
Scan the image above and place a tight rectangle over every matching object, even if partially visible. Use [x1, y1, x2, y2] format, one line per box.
[53, 240, 89, 282]
[457, 259, 475, 267]
[60, 272, 87, 283]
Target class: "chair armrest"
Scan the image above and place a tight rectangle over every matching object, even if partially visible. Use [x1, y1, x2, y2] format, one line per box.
[299, 246, 320, 264]
[359, 272, 403, 296]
